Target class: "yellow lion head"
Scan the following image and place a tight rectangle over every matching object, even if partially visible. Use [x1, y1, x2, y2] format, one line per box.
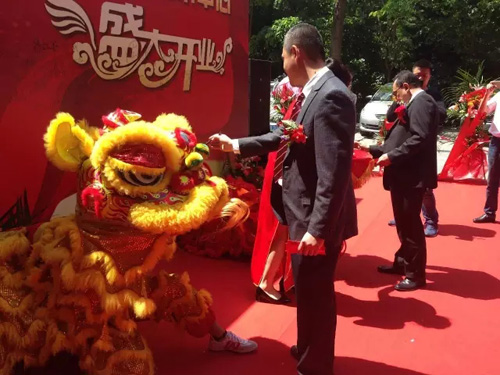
[44, 109, 247, 235]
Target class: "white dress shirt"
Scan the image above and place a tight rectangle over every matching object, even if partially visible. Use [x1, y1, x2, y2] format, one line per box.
[301, 66, 330, 99]
[409, 88, 424, 104]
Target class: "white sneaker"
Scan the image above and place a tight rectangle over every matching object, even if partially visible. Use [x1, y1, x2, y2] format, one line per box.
[208, 331, 258, 354]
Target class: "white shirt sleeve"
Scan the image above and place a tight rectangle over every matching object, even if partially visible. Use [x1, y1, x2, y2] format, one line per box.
[487, 92, 499, 113]
[231, 139, 240, 154]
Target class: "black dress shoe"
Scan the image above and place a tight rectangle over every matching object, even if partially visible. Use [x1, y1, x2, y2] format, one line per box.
[394, 278, 426, 291]
[377, 264, 405, 275]
[473, 214, 496, 223]
[255, 287, 291, 304]
[290, 345, 300, 361]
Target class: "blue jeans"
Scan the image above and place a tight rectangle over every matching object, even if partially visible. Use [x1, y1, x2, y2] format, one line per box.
[484, 136, 500, 216]
[422, 189, 439, 226]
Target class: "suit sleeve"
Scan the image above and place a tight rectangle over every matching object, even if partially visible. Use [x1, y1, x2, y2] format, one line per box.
[307, 90, 355, 239]
[238, 128, 283, 158]
[386, 101, 399, 122]
[436, 101, 447, 125]
[369, 144, 384, 159]
[387, 96, 435, 164]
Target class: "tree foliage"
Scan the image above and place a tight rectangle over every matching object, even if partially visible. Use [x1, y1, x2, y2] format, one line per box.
[250, 0, 500, 103]
[442, 62, 491, 105]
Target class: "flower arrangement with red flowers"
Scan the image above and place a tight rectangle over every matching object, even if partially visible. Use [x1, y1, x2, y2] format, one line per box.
[280, 119, 307, 144]
[375, 117, 389, 145]
[229, 155, 265, 189]
[178, 152, 268, 260]
[448, 87, 488, 122]
[376, 103, 406, 145]
[270, 82, 297, 123]
[178, 175, 260, 259]
[465, 123, 490, 148]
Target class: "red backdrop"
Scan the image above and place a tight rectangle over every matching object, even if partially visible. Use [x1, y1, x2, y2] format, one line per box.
[0, 0, 249, 228]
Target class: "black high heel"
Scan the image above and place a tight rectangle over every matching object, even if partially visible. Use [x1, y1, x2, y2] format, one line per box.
[255, 287, 291, 304]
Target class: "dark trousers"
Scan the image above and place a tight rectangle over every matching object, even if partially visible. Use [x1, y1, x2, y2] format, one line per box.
[485, 136, 500, 216]
[291, 243, 341, 375]
[422, 189, 439, 226]
[391, 187, 427, 279]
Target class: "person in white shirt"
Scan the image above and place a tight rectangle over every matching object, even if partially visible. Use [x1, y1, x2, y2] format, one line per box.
[473, 81, 500, 223]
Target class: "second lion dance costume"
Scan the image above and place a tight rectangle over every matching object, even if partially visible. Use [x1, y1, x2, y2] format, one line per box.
[0, 110, 251, 375]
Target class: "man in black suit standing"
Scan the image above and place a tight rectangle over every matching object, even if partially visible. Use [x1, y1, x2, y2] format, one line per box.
[386, 59, 445, 237]
[363, 70, 439, 291]
[209, 23, 357, 375]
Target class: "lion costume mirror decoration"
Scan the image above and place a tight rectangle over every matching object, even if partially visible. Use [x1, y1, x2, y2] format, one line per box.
[0, 109, 248, 375]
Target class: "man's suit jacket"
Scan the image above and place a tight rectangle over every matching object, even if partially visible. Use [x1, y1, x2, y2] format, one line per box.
[370, 91, 439, 191]
[239, 70, 358, 246]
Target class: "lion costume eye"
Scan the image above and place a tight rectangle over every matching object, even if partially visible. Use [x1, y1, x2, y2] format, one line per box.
[117, 170, 164, 186]
[175, 128, 197, 150]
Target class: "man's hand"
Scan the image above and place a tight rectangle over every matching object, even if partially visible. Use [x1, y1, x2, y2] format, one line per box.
[298, 232, 325, 256]
[207, 133, 234, 152]
[377, 153, 392, 167]
[354, 141, 369, 152]
[487, 81, 500, 91]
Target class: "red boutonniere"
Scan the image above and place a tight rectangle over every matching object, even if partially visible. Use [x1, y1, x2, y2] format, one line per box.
[279, 120, 307, 144]
[385, 119, 395, 131]
[394, 105, 407, 124]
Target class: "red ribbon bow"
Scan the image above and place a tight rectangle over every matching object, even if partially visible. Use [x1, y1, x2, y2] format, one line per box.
[394, 105, 407, 124]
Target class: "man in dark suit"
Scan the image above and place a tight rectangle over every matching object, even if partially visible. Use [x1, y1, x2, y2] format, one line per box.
[209, 23, 357, 375]
[386, 59, 445, 237]
[363, 70, 439, 291]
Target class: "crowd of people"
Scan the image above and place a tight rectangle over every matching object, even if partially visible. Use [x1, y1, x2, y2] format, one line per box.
[209, 22, 500, 375]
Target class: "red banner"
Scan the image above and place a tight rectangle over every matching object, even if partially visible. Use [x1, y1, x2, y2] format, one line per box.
[0, 0, 249, 228]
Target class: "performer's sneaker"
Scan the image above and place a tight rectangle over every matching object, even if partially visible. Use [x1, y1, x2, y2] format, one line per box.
[209, 331, 258, 354]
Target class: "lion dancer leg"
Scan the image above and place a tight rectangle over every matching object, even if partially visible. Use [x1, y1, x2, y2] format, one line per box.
[150, 271, 257, 354]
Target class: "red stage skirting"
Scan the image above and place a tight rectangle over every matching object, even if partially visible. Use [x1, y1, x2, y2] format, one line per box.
[18, 177, 500, 375]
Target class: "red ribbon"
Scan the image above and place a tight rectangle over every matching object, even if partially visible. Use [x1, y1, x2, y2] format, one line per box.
[394, 105, 407, 124]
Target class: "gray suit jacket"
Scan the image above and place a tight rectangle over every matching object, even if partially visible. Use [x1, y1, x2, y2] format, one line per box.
[239, 70, 358, 246]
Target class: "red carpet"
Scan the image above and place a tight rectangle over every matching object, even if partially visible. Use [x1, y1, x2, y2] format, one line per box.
[138, 177, 500, 375]
[17, 178, 499, 375]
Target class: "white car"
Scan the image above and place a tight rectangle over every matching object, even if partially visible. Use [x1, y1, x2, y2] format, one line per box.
[359, 83, 393, 136]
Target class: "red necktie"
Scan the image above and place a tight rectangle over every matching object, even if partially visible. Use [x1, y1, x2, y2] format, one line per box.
[273, 92, 305, 182]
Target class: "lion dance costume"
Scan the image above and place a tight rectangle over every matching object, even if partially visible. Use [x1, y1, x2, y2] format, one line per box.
[0, 109, 248, 375]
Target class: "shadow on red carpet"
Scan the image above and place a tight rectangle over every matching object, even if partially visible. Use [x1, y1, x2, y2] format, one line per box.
[437, 223, 497, 241]
[336, 288, 451, 330]
[337, 253, 500, 300]
[335, 357, 429, 375]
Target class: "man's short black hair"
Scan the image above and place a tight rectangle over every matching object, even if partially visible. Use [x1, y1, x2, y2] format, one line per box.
[284, 23, 325, 62]
[413, 59, 432, 70]
[394, 70, 423, 88]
